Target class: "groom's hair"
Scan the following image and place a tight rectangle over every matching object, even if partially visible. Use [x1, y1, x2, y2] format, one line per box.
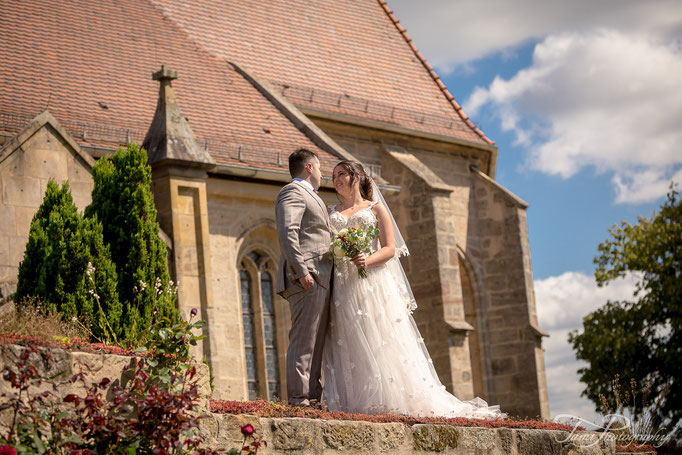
[289, 148, 319, 178]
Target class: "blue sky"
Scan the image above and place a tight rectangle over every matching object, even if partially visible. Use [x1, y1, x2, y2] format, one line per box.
[388, 0, 682, 422]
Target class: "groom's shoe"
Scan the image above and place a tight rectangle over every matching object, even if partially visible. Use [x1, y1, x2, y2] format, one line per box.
[289, 398, 311, 408]
[308, 399, 325, 410]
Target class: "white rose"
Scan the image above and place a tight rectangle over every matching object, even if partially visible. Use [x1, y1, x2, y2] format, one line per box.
[338, 228, 349, 237]
[333, 246, 346, 258]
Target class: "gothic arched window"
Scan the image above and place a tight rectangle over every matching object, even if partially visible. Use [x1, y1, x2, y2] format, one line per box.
[239, 250, 282, 401]
[239, 269, 259, 400]
[260, 270, 280, 401]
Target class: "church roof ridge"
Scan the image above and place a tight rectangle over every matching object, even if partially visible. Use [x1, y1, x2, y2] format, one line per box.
[377, 0, 494, 146]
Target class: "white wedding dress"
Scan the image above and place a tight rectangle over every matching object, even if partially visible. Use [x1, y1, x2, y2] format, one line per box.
[322, 202, 502, 418]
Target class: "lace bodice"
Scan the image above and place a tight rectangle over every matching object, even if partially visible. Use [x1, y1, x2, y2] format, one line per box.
[329, 202, 379, 234]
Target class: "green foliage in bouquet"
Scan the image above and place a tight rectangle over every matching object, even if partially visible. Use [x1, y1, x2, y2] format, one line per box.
[15, 181, 121, 342]
[330, 226, 380, 278]
[86, 143, 178, 343]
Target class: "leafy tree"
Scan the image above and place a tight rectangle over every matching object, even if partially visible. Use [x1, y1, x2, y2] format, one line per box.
[569, 186, 681, 436]
[85, 143, 178, 342]
[15, 181, 121, 341]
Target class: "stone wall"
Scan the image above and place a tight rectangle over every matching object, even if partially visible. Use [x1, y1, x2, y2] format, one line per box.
[0, 112, 95, 300]
[0, 343, 211, 417]
[469, 169, 550, 418]
[204, 414, 616, 454]
[0, 343, 614, 455]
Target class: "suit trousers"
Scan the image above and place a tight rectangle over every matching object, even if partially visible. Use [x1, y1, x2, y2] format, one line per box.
[285, 278, 331, 406]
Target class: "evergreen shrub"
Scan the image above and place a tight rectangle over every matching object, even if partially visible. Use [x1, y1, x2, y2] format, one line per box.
[85, 143, 178, 342]
[15, 181, 120, 341]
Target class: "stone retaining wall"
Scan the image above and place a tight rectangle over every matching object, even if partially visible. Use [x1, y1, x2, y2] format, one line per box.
[0, 344, 615, 454]
[199, 413, 616, 454]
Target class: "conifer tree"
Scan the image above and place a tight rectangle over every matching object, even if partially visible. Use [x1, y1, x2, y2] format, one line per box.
[86, 143, 177, 342]
[15, 180, 121, 341]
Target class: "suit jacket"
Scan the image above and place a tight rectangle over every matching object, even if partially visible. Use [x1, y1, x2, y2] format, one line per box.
[275, 180, 333, 298]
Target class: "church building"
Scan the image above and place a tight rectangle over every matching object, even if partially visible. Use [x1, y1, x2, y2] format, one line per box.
[0, 0, 549, 418]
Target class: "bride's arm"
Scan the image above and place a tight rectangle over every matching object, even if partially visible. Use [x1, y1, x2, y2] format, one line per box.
[351, 203, 395, 269]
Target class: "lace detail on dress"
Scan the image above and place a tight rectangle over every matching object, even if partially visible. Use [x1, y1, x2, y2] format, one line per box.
[329, 202, 379, 234]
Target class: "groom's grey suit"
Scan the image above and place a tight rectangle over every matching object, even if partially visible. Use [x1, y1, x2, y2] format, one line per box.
[275, 179, 333, 406]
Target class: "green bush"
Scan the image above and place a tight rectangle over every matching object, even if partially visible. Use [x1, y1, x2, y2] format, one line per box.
[15, 181, 121, 341]
[86, 143, 178, 342]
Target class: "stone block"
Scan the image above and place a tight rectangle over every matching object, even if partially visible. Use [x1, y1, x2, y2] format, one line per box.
[177, 275, 202, 312]
[0, 237, 10, 267]
[9, 236, 27, 265]
[15, 206, 38, 236]
[0, 266, 17, 283]
[411, 424, 459, 451]
[69, 180, 93, 212]
[376, 422, 407, 452]
[67, 157, 92, 183]
[270, 417, 320, 451]
[514, 429, 565, 454]
[321, 420, 375, 451]
[176, 244, 200, 276]
[21, 146, 69, 180]
[491, 357, 516, 375]
[3, 176, 42, 207]
[212, 413, 263, 446]
[0, 206, 16, 235]
[454, 426, 499, 451]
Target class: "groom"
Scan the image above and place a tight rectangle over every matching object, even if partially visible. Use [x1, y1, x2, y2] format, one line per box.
[275, 148, 333, 407]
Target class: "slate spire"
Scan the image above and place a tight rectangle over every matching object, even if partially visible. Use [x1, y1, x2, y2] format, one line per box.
[142, 65, 214, 167]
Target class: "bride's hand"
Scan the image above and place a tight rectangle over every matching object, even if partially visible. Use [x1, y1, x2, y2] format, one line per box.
[350, 253, 366, 269]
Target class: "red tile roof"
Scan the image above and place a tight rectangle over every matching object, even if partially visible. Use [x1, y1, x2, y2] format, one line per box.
[0, 0, 342, 174]
[149, 0, 493, 145]
[0, 0, 493, 180]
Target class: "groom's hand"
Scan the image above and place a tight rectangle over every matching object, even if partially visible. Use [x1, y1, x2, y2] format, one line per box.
[299, 274, 314, 290]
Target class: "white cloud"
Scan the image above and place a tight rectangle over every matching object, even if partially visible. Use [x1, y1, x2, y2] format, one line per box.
[386, 0, 682, 70]
[464, 30, 682, 204]
[387, 1, 682, 204]
[535, 271, 638, 420]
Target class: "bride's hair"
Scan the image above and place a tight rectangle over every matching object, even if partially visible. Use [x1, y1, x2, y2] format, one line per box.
[334, 160, 373, 201]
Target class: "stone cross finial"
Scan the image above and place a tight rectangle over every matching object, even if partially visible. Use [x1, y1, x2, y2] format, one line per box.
[152, 65, 178, 82]
[142, 65, 215, 168]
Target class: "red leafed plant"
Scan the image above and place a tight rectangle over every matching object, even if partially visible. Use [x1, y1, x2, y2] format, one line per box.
[210, 399, 580, 432]
[0, 313, 225, 454]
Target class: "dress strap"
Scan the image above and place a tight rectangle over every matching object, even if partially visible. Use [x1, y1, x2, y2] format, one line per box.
[368, 200, 380, 209]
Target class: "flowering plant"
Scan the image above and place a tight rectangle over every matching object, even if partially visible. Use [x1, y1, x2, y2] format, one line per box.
[330, 226, 380, 278]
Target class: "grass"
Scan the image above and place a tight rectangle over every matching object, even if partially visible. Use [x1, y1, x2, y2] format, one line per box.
[0, 299, 87, 341]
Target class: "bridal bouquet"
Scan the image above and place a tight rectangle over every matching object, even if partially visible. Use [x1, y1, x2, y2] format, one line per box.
[330, 226, 380, 278]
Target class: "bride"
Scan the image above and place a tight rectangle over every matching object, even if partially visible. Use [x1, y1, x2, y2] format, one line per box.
[322, 160, 502, 419]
